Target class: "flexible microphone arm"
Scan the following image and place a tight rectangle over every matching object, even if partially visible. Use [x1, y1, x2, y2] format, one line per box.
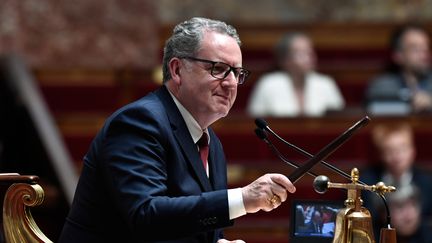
[254, 128, 318, 178]
[255, 118, 367, 185]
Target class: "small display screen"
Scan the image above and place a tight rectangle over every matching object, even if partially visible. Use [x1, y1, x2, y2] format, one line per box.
[290, 200, 344, 243]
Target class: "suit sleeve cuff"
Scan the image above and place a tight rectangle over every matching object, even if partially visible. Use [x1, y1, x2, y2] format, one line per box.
[228, 188, 246, 220]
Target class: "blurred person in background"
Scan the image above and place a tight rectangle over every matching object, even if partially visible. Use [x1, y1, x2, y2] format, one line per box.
[365, 24, 432, 115]
[361, 123, 432, 241]
[384, 184, 432, 243]
[247, 32, 345, 117]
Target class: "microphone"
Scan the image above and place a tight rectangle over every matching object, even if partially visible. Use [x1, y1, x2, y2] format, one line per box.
[254, 128, 318, 178]
[255, 116, 370, 184]
[256, 116, 394, 230]
[255, 117, 368, 185]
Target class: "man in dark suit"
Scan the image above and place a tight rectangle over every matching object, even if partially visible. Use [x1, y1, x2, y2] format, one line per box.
[303, 210, 323, 234]
[58, 17, 296, 243]
[365, 24, 432, 115]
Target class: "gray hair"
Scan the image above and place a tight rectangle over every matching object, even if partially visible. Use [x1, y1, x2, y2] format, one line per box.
[162, 17, 241, 83]
[387, 184, 420, 205]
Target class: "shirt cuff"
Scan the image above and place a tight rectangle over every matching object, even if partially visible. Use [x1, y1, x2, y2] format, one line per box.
[228, 188, 246, 220]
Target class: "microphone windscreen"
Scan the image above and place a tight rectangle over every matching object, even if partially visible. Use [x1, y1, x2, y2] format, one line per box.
[255, 118, 268, 129]
[254, 128, 268, 140]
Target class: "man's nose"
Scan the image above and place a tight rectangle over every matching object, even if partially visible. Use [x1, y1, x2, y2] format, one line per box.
[220, 71, 238, 88]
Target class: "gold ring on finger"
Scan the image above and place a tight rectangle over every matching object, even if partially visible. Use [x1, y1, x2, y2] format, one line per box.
[269, 194, 280, 205]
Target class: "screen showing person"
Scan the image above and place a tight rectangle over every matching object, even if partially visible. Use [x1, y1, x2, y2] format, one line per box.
[290, 200, 344, 243]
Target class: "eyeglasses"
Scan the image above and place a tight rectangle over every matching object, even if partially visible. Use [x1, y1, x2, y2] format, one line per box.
[182, 56, 250, 85]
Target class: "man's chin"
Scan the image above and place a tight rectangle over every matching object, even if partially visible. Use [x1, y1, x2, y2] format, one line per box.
[219, 110, 230, 117]
[215, 107, 231, 118]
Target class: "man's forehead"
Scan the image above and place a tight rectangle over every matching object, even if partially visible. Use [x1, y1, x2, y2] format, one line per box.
[402, 29, 429, 45]
[199, 31, 242, 63]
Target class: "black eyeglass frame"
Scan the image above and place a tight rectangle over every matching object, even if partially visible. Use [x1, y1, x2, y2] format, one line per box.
[182, 56, 250, 85]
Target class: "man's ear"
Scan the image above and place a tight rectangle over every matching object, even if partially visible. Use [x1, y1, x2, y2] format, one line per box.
[169, 57, 182, 85]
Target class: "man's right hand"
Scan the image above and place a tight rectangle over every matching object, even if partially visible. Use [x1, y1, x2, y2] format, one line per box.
[241, 173, 296, 213]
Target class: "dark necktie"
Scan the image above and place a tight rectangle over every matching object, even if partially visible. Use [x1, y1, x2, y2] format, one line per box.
[197, 133, 209, 173]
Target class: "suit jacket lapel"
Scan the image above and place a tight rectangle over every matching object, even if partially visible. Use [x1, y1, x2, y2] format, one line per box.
[155, 86, 212, 192]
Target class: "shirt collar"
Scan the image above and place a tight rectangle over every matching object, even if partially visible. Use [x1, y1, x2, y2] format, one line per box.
[167, 88, 209, 144]
[382, 170, 413, 186]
